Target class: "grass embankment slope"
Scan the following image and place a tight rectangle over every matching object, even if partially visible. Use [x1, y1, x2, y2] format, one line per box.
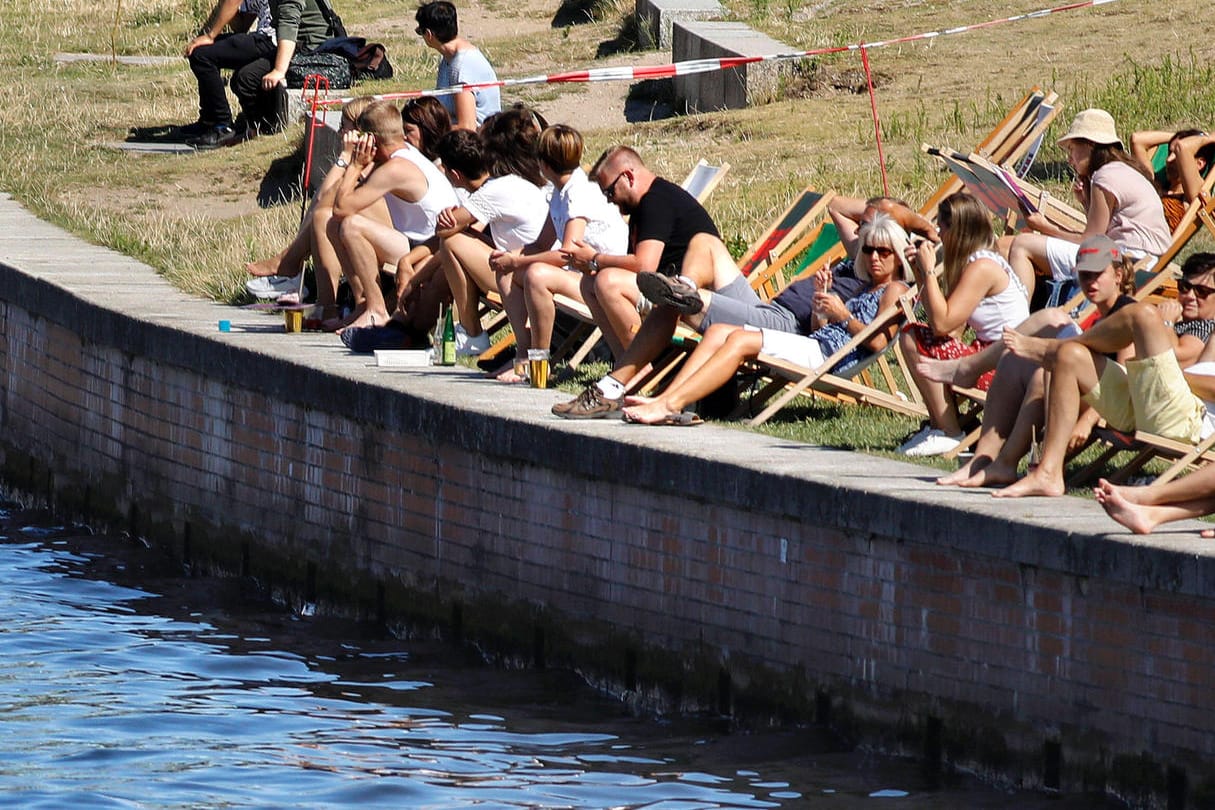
[2, 0, 1214, 467]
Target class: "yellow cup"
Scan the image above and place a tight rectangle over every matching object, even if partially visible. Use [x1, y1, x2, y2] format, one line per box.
[283, 309, 303, 333]
[528, 349, 550, 389]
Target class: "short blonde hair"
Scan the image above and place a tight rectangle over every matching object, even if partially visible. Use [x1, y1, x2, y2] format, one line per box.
[856, 212, 913, 283]
[538, 125, 584, 173]
[357, 100, 404, 142]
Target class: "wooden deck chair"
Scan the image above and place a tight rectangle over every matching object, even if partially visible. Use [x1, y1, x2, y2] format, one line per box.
[736, 187, 835, 280]
[738, 285, 927, 426]
[1067, 426, 1215, 488]
[680, 159, 731, 204]
[919, 87, 1060, 220]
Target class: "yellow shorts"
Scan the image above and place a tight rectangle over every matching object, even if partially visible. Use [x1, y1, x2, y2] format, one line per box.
[1082, 350, 1206, 443]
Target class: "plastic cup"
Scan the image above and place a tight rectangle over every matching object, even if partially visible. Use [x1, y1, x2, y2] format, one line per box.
[528, 349, 550, 389]
[218, 320, 231, 332]
[283, 310, 303, 333]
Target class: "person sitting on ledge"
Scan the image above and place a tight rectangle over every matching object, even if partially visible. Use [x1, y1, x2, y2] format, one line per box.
[993, 252, 1215, 499]
[619, 213, 911, 426]
[553, 145, 762, 419]
[433, 120, 552, 361]
[326, 100, 458, 331]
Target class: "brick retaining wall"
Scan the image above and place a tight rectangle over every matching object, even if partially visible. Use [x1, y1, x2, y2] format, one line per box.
[1, 194, 1214, 807]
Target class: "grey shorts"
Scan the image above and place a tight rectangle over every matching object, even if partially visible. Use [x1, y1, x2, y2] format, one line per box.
[700, 296, 799, 332]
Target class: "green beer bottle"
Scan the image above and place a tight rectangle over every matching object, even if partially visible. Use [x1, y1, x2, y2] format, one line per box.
[440, 306, 457, 366]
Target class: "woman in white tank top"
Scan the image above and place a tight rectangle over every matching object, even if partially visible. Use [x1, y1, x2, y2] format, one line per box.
[898, 192, 1031, 457]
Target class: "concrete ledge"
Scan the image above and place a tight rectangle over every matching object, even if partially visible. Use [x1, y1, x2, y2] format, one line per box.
[672, 21, 796, 113]
[634, 0, 723, 50]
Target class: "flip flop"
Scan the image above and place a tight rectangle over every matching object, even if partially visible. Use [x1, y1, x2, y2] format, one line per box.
[662, 411, 704, 426]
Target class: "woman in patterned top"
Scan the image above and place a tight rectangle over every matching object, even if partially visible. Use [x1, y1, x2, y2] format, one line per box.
[619, 213, 911, 426]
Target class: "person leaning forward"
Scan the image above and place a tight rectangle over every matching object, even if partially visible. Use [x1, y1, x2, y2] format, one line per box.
[553, 145, 761, 419]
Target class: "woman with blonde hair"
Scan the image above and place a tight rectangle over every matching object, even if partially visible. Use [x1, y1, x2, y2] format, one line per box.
[245, 96, 388, 297]
[898, 191, 1030, 456]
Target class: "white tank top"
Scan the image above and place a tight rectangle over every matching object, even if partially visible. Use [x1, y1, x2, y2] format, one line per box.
[967, 249, 1030, 343]
[384, 146, 459, 243]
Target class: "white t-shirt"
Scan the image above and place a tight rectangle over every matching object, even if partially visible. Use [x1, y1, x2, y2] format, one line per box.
[550, 168, 628, 256]
[464, 174, 553, 252]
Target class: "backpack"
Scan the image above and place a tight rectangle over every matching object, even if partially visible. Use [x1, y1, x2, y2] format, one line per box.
[352, 43, 393, 81]
[285, 52, 351, 89]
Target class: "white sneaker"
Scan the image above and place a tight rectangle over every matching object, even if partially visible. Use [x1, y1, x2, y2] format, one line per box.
[454, 325, 491, 357]
[901, 429, 963, 457]
[896, 425, 931, 454]
[246, 275, 305, 299]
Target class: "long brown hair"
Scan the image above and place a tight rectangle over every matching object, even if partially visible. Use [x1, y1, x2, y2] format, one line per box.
[937, 192, 995, 293]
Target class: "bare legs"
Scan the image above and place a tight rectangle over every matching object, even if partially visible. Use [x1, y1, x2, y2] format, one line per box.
[581, 267, 641, 360]
[622, 324, 761, 423]
[1094, 469, 1215, 535]
[439, 231, 497, 336]
[900, 330, 964, 437]
[522, 263, 584, 352]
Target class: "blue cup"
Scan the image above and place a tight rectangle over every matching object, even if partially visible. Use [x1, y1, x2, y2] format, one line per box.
[218, 320, 231, 332]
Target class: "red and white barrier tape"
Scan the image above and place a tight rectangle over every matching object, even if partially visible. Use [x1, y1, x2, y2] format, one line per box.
[310, 0, 1117, 108]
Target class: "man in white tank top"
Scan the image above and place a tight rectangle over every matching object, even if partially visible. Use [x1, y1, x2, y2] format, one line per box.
[329, 100, 458, 331]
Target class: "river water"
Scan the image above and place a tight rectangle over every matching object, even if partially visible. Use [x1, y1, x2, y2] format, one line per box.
[0, 501, 1122, 809]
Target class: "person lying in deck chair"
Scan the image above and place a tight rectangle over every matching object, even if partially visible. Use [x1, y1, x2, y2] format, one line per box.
[993, 252, 1215, 498]
[1095, 465, 1215, 537]
[633, 196, 937, 336]
[618, 213, 911, 426]
[552, 146, 760, 418]
[1005, 109, 1171, 308]
[1130, 128, 1215, 232]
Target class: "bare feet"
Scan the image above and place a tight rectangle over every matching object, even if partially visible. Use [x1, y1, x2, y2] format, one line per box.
[623, 394, 656, 406]
[1002, 328, 1053, 365]
[492, 360, 528, 384]
[246, 255, 290, 278]
[338, 310, 385, 332]
[1094, 482, 1159, 534]
[621, 400, 678, 425]
[958, 460, 1018, 488]
[937, 455, 988, 486]
[917, 356, 978, 389]
[991, 469, 1065, 498]
[1093, 477, 1147, 506]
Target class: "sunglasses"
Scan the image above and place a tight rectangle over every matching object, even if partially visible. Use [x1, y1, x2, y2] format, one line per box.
[1178, 278, 1215, 299]
[861, 245, 896, 258]
[602, 171, 627, 203]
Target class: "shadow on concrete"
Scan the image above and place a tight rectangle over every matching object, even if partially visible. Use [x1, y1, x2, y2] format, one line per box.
[625, 78, 677, 122]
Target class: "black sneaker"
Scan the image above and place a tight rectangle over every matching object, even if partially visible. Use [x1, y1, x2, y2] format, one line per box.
[637, 272, 704, 315]
[552, 385, 623, 419]
[188, 124, 239, 150]
[340, 322, 409, 353]
[175, 119, 213, 139]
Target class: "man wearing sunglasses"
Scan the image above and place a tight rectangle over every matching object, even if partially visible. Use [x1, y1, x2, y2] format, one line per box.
[554, 145, 759, 419]
[995, 248, 1215, 499]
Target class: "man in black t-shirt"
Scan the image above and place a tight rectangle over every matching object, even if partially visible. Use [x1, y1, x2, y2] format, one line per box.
[556, 146, 761, 419]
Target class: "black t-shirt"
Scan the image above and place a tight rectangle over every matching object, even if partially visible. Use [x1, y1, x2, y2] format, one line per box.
[630, 177, 719, 274]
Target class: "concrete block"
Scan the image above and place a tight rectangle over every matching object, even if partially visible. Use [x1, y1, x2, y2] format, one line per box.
[298, 105, 344, 194]
[634, 0, 723, 50]
[672, 21, 795, 113]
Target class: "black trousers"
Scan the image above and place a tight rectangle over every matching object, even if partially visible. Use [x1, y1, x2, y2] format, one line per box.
[232, 56, 293, 134]
[188, 32, 275, 127]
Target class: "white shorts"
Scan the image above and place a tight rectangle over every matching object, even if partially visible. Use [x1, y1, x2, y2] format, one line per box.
[746, 325, 825, 369]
